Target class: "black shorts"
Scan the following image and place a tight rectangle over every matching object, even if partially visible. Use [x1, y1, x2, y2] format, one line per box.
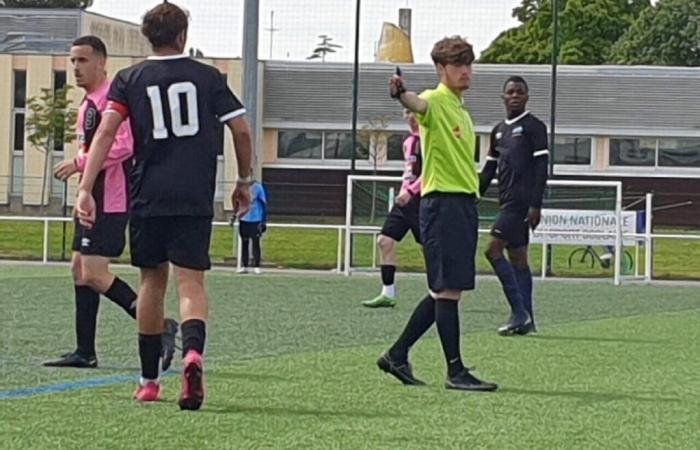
[420, 193, 478, 292]
[380, 195, 421, 243]
[130, 216, 213, 271]
[491, 209, 529, 249]
[71, 214, 128, 258]
[239, 221, 262, 239]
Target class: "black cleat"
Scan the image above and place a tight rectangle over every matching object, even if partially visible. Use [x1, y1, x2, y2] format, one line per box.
[43, 351, 97, 368]
[161, 318, 179, 372]
[445, 368, 498, 392]
[498, 312, 532, 336]
[377, 353, 425, 386]
[514, 321, 537, 335]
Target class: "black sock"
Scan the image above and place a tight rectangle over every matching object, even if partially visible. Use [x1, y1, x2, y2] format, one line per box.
[181, 319, 206, 357]
[381, 265, 396, 286]
[515, 267, 534, 322]
[435, 299, 464, 377]
[104, 277, 137, 319]
[75, 285, 100, 357]
[138, 333, 162, 380]
[487, 256, 527, 317]
[252, 237, 262, 267]
[388, 294, 435, 363]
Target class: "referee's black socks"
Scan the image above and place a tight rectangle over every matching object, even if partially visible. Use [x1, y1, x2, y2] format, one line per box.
[104, 277, 137, 319]
[389, 294, 435, 362]
[435, 299, 464, 377]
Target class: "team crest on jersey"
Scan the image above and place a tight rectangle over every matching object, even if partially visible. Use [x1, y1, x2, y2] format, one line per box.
[512, 126, 524, 137]
[495, 132, 503, 140]
[81, 237, 91, 248]
[452, 126, 462, 139]
[85, 108, 97, 130]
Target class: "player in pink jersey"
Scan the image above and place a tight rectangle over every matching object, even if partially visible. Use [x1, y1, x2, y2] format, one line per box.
[44, 36, 177, 371]
[362, 109, 422, 308]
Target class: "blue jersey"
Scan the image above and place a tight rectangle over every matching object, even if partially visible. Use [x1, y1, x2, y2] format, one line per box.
[240, 182, 267, 223]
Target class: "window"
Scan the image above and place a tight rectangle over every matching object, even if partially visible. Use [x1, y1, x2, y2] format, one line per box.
[12, 71, 26, 195]
[609, 138, 656, 167]
[324, 132, 354, 160]
[658, 138, 700, 168]
[14, 71, 26, 108]
[13, 114, 25, 152]
[11, 156, 24, 195]
[277, 130, 322, 159]
[474, 135, 481, 163]
[553, 136, 592, 165]
[53, 71, 68, 153]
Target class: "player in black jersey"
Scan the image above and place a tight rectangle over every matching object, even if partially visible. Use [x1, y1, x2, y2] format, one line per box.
[480, 76, 549, 336]
[76, 2, 252, 410]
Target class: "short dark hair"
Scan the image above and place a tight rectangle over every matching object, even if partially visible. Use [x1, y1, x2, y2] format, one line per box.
[503, 76, 529, 93]
[141, 1, 189, 49]
[430, 36, 475, 66]
[72, 35, 107, 58]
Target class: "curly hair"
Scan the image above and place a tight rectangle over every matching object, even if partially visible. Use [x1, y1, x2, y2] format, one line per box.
[430, 36, 475, 66]
[141, 1, 189, 49]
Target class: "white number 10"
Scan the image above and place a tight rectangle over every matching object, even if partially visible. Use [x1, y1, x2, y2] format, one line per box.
[146, 82, 199, 140]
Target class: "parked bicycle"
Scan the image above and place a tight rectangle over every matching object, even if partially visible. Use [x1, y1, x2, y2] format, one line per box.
[568, 245, 634, 272]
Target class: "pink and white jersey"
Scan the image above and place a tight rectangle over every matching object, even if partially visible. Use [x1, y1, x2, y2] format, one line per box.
[74, 79, 133, 214]
[401, 132, 422, 196]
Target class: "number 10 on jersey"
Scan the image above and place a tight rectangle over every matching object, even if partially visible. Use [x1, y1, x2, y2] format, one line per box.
[147, 82, 200, 139]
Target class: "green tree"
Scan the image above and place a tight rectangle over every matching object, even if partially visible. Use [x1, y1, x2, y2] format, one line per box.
[480, 0, 651, 64]
[25, 85, 77, 209]
[610, 0, 700, 66]
[1, 0, 93, 7]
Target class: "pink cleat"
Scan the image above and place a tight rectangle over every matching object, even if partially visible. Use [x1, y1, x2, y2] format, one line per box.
[178, 350, 205, 411]
[134, 381, 161, 403]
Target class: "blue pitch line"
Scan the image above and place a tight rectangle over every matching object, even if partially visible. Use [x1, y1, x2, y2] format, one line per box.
[0, 372, 176, 401]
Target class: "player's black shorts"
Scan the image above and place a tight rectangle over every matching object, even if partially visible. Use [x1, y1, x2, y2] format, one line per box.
[239, 221, 262, 239]
[491, 209, 530, 249]
[129, 216, 213, 271]
[71, 214, 128, 258]
[380, 195, 421, 243]
[420, 192, 478, 292]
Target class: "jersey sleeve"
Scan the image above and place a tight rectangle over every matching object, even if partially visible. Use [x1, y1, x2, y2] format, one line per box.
[530, 120, 549, 157]
[212, 73, 246, 123]
[105, 70, 130, 119]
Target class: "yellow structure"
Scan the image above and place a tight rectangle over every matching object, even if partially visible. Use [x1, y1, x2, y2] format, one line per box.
[375, 22, 414, 63]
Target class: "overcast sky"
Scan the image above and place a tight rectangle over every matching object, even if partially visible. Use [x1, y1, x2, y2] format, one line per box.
[88, 0, 522, 62]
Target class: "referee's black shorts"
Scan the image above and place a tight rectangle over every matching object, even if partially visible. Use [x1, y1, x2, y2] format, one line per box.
[71, 214, 128, 258]
[420, 192, 478, 292]
[129, 216, 213, 271]
[491, 208, 530, 249]
[380, 195, 421, 244]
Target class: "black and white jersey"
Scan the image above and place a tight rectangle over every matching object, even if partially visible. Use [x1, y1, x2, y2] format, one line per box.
[487, 111, 549, 211]
[106, 55, 245, 218]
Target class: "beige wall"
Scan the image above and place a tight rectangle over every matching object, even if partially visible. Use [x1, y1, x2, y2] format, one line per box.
[0, 55, 12, 204]
[81, 12, 151, 57]
[23, 56, 53, 205]
[262, 129, 277, 163]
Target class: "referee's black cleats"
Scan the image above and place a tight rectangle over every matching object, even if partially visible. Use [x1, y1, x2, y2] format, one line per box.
[42, 351, 97, 368]
[445, 368, 498, 392]
[498, 312, 533, 336]
[161, 318, 179, 372]
[377, 353, 425, 386]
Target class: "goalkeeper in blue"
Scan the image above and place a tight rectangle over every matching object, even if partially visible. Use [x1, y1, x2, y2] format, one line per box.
[480, 76, 549, 336]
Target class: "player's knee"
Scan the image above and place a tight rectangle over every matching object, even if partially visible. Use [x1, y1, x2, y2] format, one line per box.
[377, 235, 395, 251]
[485, 244, 503, 261]
[70, 263, 84, 285]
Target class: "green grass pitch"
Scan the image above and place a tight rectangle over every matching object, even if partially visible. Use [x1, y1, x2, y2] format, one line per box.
[1, 265, 698, 449]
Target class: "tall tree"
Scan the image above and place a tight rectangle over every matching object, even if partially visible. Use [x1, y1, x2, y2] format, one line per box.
[307, 35, 343, 63]
[1, 0, 93, 8]
[480, 0, 651, 64]
[609, 0, 700, 66]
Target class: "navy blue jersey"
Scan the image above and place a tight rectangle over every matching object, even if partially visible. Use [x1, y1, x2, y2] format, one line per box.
[106, 55, 245, 218]
[485, 112, 549, 211]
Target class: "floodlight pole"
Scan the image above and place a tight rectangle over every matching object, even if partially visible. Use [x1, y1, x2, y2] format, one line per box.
[243, 0, 260, 176]
[350, 0, 361, 173]
[546, 0, 560, 276]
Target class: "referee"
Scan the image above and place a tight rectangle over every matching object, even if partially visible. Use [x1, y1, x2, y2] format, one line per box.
[377, 36, 498, 392]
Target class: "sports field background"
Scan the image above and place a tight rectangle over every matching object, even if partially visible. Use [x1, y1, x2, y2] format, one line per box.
[1, 220, 700, 280]
[1, 265, 698, 449]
